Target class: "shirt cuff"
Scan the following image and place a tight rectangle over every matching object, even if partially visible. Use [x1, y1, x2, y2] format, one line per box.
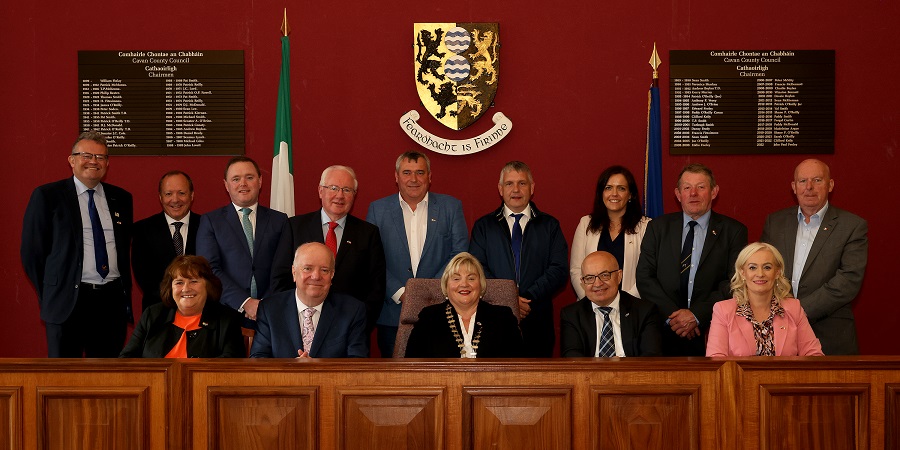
[238, 297, 252, 313]
[391, 287, 405, 304]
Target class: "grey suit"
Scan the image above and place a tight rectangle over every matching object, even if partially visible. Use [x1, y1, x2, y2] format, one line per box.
[761, 205, 868, 355]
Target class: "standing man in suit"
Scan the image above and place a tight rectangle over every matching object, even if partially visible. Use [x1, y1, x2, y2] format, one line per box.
[270, 165, 386, 336]
[251, 243, 368, 358]
[21, 131, 133, 357]
[196, 156, 288, 326]
[636, 163, 748, 356]
[560, 251, 662, 357]
[469, 161, 568, 357]
[366, 151, 468, 357]
[761, 159, 867, 355]
[132, 171, 201, 311]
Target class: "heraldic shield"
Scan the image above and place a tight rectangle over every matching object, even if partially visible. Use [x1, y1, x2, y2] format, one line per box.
[414, 23, 499, 131]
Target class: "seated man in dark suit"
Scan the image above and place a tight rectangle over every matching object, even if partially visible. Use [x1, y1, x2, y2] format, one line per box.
[561, 251, 663, 357]
[132, 171, 201, 311]
[251, 242, 368, 358]
[270, 165, 385, 336]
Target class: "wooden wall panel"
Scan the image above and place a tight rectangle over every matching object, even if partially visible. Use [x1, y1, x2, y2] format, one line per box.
[207, 387, 317, 450]
[37, 387, 148, 450]
[0, 388, 20, 450]
[759, 385, 869, 450]
[591, 385, 700, 450]
[463, 387, 571, 450]
[336, 388, 445, 450]
[887, 384, 900, 450]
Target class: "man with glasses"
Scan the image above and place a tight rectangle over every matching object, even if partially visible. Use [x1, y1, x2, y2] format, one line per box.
[560, 251, 662, 357]
[270, 165, 386, 337]
[22, 131, 133, 357]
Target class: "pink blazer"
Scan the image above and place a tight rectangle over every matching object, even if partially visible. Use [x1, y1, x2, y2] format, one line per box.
[706, 298, 824, 357]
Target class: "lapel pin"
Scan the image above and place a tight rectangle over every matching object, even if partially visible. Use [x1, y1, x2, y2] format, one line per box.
[712, 230, 718, 236]
[431, 218, 437, 222]
[823, 227, 828, 231]
[202, 321, 209, 327]
[114, 212, 120, 217]
[116, 221, 122, 225]
[346, 240, 352, 244]
[624, 313, 630, 318]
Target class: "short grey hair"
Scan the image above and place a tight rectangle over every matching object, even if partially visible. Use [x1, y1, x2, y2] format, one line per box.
[319, 165, 358, 190]
[72, 130, 108, 152]
[499, 160, 533, 184]
[394, 151, 431, 173]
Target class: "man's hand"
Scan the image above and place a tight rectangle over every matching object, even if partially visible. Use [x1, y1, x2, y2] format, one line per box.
[243, 298, 261, 320]
[517, 296, 532, 318]
[296, 349, 310, 359]
[668, 309, 701, 339]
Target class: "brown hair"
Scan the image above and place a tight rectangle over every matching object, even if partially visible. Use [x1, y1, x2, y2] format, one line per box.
[159, 255, 223, 309]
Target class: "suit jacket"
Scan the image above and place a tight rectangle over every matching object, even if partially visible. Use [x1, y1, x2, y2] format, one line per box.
[250, 289, 368, 358]
[119, 300, 244, 358]
[706, 298, 824, 357]
[761, 205, 867, 355]
[468, 202, 568, 355]
[635, 211, 747, 355]
[570, 215, 651, 299]
[270, 210, 386, 333]
[21, 177, 133, 324]
[132, 211, 202, 311]
[195, 204, 288, 311]
[559, 291, 663, 357]
[366, 192, 468, 327]
[405, 300, 524, 358]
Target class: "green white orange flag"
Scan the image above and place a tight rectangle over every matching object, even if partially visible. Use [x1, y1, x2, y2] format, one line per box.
[270, 9, 294, 216]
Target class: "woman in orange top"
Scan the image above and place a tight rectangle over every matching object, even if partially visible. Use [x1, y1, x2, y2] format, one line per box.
[120, 255, 244, 358]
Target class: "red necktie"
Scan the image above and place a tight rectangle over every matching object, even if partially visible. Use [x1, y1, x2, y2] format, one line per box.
[325, 221, 338, 255]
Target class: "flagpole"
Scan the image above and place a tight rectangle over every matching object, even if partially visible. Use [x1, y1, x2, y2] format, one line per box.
[644, 43, 664, 218]
[271, 8, 295, 216]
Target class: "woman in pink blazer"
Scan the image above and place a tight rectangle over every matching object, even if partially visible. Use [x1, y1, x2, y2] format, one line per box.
[706, 242, 823, 357]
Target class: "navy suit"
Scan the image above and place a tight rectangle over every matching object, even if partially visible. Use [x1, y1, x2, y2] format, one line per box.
[270, 211, 386, 333]
[250, 290, 368, 358]
[21, 177, 133, 357]
[195, 204, 287, 314]
[469, 203, 568, 357]
[132, 211, 201, 311]
[636, 211, 747, 356]
[366, 192, 468, 356]
[559, 292, 664, 357]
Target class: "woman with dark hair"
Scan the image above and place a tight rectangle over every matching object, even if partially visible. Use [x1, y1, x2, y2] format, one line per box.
[120, 255, 244, 358]
[570, 166, 650, 299]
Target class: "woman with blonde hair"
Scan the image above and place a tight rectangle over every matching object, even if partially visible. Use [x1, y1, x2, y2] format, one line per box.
[706, 242, 823, 357]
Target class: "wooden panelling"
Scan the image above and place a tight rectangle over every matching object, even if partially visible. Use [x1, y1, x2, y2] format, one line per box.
[337, 388, 445, 450]
[0, 388, 20, 450]
[37, 387, 149, 450]
[591, 385, 700, 450]
[463, 387, 571, 450]
[207, 387, 317, 450]
[760, 385, 869, 450]
[887, 384, 900, 450]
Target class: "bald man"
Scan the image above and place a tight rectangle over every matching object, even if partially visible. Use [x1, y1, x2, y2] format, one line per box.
[761, 159, 868, 355]
[560, 251, 662, 357]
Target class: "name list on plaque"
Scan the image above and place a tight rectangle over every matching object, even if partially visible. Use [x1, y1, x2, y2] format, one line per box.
[79, 50, 244, 155]
[670, 50, 834, 155]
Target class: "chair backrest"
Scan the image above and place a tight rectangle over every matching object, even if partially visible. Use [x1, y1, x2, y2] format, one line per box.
[241, 327, 255, 357]
[393, 278, 519, 358]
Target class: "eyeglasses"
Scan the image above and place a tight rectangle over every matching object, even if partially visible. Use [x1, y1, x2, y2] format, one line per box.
[72, 152, 108, 162]
[581, 271, 620, 284]
[321, 185, 355, 195]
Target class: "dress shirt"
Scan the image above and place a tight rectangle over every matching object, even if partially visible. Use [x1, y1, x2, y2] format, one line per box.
[458, 311, 478, 358]
[232, 203, 258, 238]
[393, 193, 430, 303]
[164, 211, 192, 248]
[320, 209, 347, 253]
[591, 293, 625, 357]
[682, 211, 711, 307]
[296, 292, 324, 343]
[503, 204, 532, 236]
[74, 177, 120, 284]
[792, 203, 828, 296]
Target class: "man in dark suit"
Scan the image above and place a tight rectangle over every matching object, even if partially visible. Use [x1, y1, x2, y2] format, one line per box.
[366, 151, 468, 357]
[196, 156, 288, 326]
[132, 171, 201, 311]
[761, 159, 867, 355]
[636, 163, 748, 356]
[561, 251, 662, 357]
[270, 165, 385, 335]
[21, 131, 133, 357]
[251, 243, 368, 358]
[469, 161, 568, 357]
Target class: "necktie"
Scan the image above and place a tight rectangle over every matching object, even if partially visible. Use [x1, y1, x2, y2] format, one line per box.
[86, 189, 109, 279]
[172, 221, 184, 256]
[240, 208, 257, 298]
[597, 306, 615, 357]
[511, 213, 524, 281]
[680, 220, 698, 306]
[325, 221, 338, 255]
[301, 307, 315, 353]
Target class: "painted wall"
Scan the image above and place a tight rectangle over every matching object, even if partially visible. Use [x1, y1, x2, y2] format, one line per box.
[3, 0, 897, 356]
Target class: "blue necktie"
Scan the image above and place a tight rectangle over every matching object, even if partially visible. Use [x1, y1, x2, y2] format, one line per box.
[680, 220, 698, 306]
[86, 189, 109, 279]
[511, 213, 524, 281]
[240, 208, 258, 298]
[597, 306, 615, 357]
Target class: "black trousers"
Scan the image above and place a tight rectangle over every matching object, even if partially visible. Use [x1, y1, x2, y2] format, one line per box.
[46, 281, 127, 358]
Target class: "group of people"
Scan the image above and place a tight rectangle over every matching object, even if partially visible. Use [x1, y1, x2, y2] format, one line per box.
[21, 130, 868, 360]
